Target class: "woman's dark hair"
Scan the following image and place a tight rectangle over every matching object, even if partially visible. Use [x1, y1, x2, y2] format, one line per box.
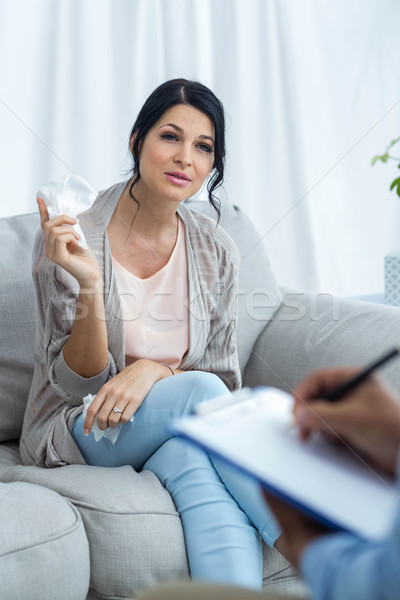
[128, 78, 225, 221]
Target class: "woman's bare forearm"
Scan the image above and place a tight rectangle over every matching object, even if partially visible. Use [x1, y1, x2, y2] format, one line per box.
[36, 199, 109, 378]
[62, 281, 109, 377]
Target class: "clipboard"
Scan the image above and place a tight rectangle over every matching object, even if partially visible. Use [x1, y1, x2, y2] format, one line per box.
[171, 386, 399, 540]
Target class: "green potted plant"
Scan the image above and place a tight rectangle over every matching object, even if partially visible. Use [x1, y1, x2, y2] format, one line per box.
[372, 137, 400, 306]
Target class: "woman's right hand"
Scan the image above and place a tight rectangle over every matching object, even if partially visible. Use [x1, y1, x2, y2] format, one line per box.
[37, 197, 101, 287]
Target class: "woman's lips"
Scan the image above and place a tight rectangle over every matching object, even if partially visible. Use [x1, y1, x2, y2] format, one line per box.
[165, 172, 191, 186]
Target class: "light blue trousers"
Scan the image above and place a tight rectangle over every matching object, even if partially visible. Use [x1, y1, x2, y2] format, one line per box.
[71, 371, 281, 590]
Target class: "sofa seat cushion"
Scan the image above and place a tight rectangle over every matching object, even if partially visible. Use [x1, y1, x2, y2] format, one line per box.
[0, 443, 308, 599]
[0, 480, 89, 600]
[0, 443, 189, 599]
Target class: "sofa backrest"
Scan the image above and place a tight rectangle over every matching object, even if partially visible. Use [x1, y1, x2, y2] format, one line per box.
[0, 213, 38, 441]
[189, 200, 281, 372]
[0, 202, 280, 442]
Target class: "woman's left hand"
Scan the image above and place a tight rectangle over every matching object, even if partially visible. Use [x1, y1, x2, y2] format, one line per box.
[83, 359, 171, 434]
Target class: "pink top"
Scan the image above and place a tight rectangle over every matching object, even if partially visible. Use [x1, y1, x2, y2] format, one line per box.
[112, 216, 190, 368]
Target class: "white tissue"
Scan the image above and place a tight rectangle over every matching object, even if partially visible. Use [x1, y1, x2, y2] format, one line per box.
[82, 394, 134, 445]
[36, 174, 98, 250]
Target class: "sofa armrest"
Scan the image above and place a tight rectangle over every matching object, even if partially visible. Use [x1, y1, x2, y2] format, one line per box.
[0, 481, 89, 599]
[243, 289, 400, 394]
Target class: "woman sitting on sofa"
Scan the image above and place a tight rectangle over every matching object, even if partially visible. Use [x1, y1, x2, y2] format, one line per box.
[20, 78, 282, 590]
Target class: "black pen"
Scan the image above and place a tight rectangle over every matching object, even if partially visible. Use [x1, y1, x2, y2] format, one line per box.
[323, 347, 400, 402]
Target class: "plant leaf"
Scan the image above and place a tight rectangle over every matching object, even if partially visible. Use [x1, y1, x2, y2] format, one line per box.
[390, 177, 400, 196]
[387, 137, 400, 150]
[371, 153, 390, 165]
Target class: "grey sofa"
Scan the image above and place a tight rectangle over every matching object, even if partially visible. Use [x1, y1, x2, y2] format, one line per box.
[1, 200, 400, 600]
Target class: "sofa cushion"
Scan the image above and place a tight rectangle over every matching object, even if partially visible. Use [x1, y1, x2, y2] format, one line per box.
[0, 480, 89, 599]
[0, 443, 189, 599]
[0, 213, 37, 442]
[244, 289, 400, 393]
[0, 442, 307, 599]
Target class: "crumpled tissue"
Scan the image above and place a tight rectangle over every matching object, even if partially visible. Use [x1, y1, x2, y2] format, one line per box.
[36, 173, 98, 250]
[83, 394, 134, 445]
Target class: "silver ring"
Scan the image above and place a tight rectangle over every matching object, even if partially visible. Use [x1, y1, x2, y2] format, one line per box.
[112, 407, 123, 414]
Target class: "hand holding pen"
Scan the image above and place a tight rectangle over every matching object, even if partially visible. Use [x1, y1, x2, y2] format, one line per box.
[292, 348, 400, 476]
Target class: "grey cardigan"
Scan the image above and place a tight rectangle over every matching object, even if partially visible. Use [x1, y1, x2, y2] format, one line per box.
[20, 181, 241, 468]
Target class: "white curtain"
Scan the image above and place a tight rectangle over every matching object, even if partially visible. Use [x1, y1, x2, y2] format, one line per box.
[1, 0, 399, 296]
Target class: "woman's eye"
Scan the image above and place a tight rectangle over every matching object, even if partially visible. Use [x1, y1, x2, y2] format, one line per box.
[161, 133, 177, 141]
[197, 143, 213, 153]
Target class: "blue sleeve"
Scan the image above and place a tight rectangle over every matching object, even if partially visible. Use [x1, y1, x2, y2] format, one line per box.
[300, 463, 400, 600]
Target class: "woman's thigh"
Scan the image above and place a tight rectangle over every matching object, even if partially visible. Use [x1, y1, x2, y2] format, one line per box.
[71, 370, 229, 469]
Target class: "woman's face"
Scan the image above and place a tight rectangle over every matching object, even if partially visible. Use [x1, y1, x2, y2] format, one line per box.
[135, 104, 215, 203]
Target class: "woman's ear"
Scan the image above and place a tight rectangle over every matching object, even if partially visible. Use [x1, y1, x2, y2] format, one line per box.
[129, 132, 137, 154]
[130, 130, 143, 153]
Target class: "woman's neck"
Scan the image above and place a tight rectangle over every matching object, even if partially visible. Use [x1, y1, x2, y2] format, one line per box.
[116, 180, 179, 238]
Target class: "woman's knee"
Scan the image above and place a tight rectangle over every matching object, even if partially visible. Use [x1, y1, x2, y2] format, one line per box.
[178, 371, 230, 406]
[143, 436, 214, 483]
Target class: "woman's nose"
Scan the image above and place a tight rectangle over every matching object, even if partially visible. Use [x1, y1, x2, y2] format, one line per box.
[174, 144, 192, 166]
